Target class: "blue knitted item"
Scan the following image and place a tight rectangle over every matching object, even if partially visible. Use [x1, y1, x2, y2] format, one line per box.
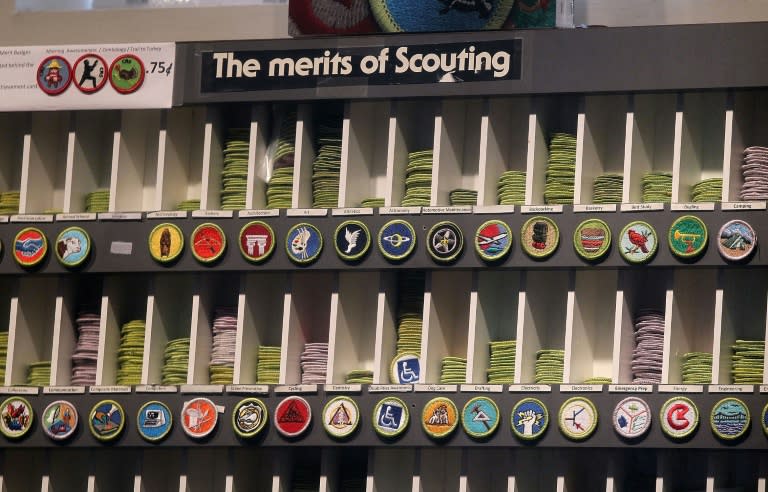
[369, 0, 514, 32]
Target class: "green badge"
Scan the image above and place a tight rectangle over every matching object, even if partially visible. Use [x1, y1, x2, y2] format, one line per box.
[573, 218, 611, 261]
[520, 216, 559, 259]
[668, 215, 708, 259]
[55, 226, 91, 268]
[558, 397, 598, 441]
[232, 398, 268, 439]
[0, 396, 34, 439]
[618, 220, 658, 264]
[109, 54, 145, 94]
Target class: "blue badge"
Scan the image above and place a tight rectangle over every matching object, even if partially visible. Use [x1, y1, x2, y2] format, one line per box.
[137, 401, 173, 442]
[378, 219, 416, 261]
[710, 397, 750, 441]
[285, 223, 323, 264]
[511, 398, 549, 441]
[762, 403, 768, 437]
[390, 353, 420, 384]
[461, 396, 500, 438]
[373, 397, 409, 438]
[89, 399, 125, 442]
[55, 227, 91, 268]
[37, 55, 73, 96]
[334, 220, 371, 262]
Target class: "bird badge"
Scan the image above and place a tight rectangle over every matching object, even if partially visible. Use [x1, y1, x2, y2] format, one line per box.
[344, 227, 361, 254]
[626, 228, 650, 254]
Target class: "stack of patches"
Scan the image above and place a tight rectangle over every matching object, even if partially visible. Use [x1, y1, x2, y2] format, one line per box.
[176, 199, 200, 211]
[209, 308, 237, 384]
[690, 178, 722, 203]
[85, 189, 110, 213]
[0, 332, 7, 383]
[642, 172, 673, 203]
[311, 117, 343, 208]
[300, 342, 328, 384]
[346, 369, 373, 384]
[395, 271, 425, 355]
[583, 376, 612, 384]
[731, 339, 765, 384]
[631, 310, 665, 384]
[592, 173, 623, 204]
[291, 464, 319, 492]
[266, 113, 297, 209]
[27, 361, 51, 386]
[534, 349, 564, 384]
[544, 133, 576, 204]
[440, 356, 467, 384]
[449, 189, 478, 206]
[70, 311, 100, 386]
[497, 170, 526, 205]
[256, 345, 281, 384]
[221, 129, 249, 210]
[0, 191, 20, 214]
[116, 320, 145, 385]
[402, 150, 433, 206]
[681, 352, 712, 384]
[487, 340, 516, 383]
[740, 146, 768, 200]
[360, 197, 385, 207]
[161, 338, 190, 385]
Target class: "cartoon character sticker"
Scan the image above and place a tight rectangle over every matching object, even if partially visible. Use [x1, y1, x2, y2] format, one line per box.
[73, 53, 107, 94]
[37, 56, 73, 96]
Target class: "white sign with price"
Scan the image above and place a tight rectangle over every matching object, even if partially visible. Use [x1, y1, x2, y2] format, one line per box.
[0, 43, 175, 111]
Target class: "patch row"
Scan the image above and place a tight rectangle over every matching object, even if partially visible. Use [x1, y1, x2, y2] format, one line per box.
[1, 394, 766, 445]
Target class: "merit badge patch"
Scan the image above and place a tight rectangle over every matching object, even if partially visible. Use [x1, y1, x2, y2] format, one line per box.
[274, 395, 312, 438]
[710, 397, 750, 441]
[109, 54, 145, 94]
[286, 223, 323, 264]
[422, 397, 459, 439]
[89, 399, 125, 442]
[717, 219, 756, 262]
[239, 221, 276, 263]
[511, 398, 548, 441]
[37, 55, 72, 96]
[191, 222, 226, 264]
[427, 221, 464, 263]
[668, 215, 708, 259]
[181, 398, 219, 439]
[322, 396, 360, 439]
[521, 216, 559, 259]
[334, 220, 371, 262]
[618, 220, 658, 264]
[390, 352, 421, 384]
[0, 396, 34, 439]
[660, 396, 699, 439]
[378, 219, 417, 261]
[55, 226, 91, 268]
[613, 397, 651, 439]
[558, 397, 598, 441]
[14, 227, 48, 268]
[149, 223, 184, 264]
[573, 218, 611, 262]
[475, 219, 512, 262]
[42, 400, 78, 441]
[73, 53, 107, 94]
[762, 402, 768, 437]
[461, 396, 500, 439]
[373, 396, 409, 438]
[232, 398, 268, 439]
[137, 401, 173, 442]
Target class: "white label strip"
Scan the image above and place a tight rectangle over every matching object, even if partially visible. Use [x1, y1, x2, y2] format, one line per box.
[414, 384, 457, 392]
[608, 384, 653, 393]
[379, 207, 421, 215]
[460, 384, 503, 393]
[331, 208, 373, 216]
[620, 203, 665, 212]
[180, 384, 224, 394]
[325, 384, 363, 393]
[135, 385, 178, 393]
[559, 384, 603, 392]
[239, 209, 280, 218]
[56, 213, 97, 221]
[508, 384, 551, 392]
[274, 384, 318, 394]
[368, 384, 412, 393]
[109, 241, 133, 255]
[43, 386, 86, 394]
[226, 384, 270, 394]
[192, 210, 233, 218]
[147, 211, 187, 219]
[89, 385, 132, 394]
[573, 204, 617, 213]
[286, 208, 328, 217]
[99, 212, 142, 221]
[473, 205, 515, 214]
[0, 386, 39, 395]
[657, 384, 704, 393]
[520, 205, 563, 214]
[759, 385, 768, 394]
[10, 214, 54, 223]
[670, 202, 715, 211]
[422, 206, 472, 214]
[708, 384, 754, 393]
[721, 201, 766, 211]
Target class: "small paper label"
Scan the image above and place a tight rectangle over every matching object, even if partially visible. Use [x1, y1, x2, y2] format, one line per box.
[147, 211, 187, 219]
[0, 386, 39, 395]
[721, 201, 766, 211]
[226, 384, 270, 394]
[414, 384, 457, 392]
[620, 203, 665, 212]
[559, 384, 603, 392]
[99, 212, 142, 220]
[573, 204, 617, 213]
[109, 241, 133, 255]
[368, 384, 412, 393]
[670, 202, 715, 211]
[759, 385, 768, 394]
[89, 385, 132, 394]
[286, 208, 328, 217]
[379, 207, 421, 215]
[708, 384, 753, 393]
[239, 209, 280, 218]
[508, 384, 551, 392]
[56, 213, 97, 221]
[608, 385, 653, 393]
[180, 384, 223, 394]
[274, 384, 318, 394]
[192, 210, 233, 218]
[658, 385, 703, 393]
[325, 384, 362, 393]
[43, 386, 85, 394]
[473, 205, 515, 214]
[331, 208, 373, 216]
[135, 385, 178, 393]
[460, 384, 503, 393]
[422, 206, 472, 214]
[10, 214, 54, 223]
[0, 216, 8, 223]
[520, 205, 563, 214]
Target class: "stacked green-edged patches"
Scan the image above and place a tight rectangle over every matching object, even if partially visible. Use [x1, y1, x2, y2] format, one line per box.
[487, 340, 516, 383]
[642, 172, 672, 203]
[593, 173, 623, 204]
[396, 271, 426, 355]
[266, 113, 297, 209]
[402, 150, 433, 207]
[535, 349, 564, 384]
[346, 369, 373, 384]
[0, 332, 7, 383]
[0, 190, 20, 215]
[312, 117, 343, 208]
[176, 199, 200, 211]
[497, 170, 526, 205]
[544, 133, 576, 204]
[26, 361, 51, 386]
[116, 320, 145, 385]
[85, 189, 110, 213]
[583, 376, 612, 384]
[681, 352, 712, 384]
[161, 337, 190, 385]
[360, 197, 385, 208]
[210, 365, 234, 384]
[221, 129, 249, 210]
[691, 178, 723, 203]
[440, 356, 467, 384]
[256, 345, 281, 384]
[731, 339, 765, 384]
[449, 189, 477, 206]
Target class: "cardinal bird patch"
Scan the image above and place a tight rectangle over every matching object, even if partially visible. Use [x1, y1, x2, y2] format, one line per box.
[619, 220, 658, 264]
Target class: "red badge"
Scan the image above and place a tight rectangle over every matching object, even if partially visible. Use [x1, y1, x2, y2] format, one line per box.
[73, 53, 108, 94]
[14, 227, 48, 267]
[181, 397, 219, 439]
[239, 221, 275, 263]
[37, 55, 73, 96]
[191, 223, 226, 263]
[274, 396, 312, 438]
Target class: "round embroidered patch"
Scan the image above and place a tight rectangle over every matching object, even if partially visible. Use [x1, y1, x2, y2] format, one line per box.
[475, 219, 513, 262]
[369, 0, 514, 32]
[109, 54, 145, 94]
[717, 219, 756, 262]
[372, 396, 409, 438]
[511, 397, 548, 441]
[422, 397, 459, 439]
[73, 53, 108, 94]
[285, 223, 323, 264]
[190, 222, 226, 264]
[37, 55, 73, 96]
[390, 352, 421, 384]
[520, 216, 559, 259]
[762, 402, 768, 437]
[239, 221, 276, 263]
[290, 0, 378, 35]
[612, 397, 651, 439]
[618, 220, 658, 264]
[573, 218, 611, 261]
[461, 396, 500, 439]
[55, 226, 91, 268]
[558, 397, 598, 441]
[14, 227, 48, 268]
[334, 220, 371, 262]
[427, 221, 464, 263]
[668, 215, 708, 259]
[659, 396, 699, 439]
[378, 219, 417, 261]
[137, 401, 173, 442]
[274, 396, 312, 438]
[148, 223, 184, 264]
[322, 396, 360, 439]
[41, 400, 78, 441]
[232, 398, 268, 439]
[181, 397, 219, 439]
[89, 399, 125, 442]
[0, 396, 34, 439]
[710, 397, 750, 441]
